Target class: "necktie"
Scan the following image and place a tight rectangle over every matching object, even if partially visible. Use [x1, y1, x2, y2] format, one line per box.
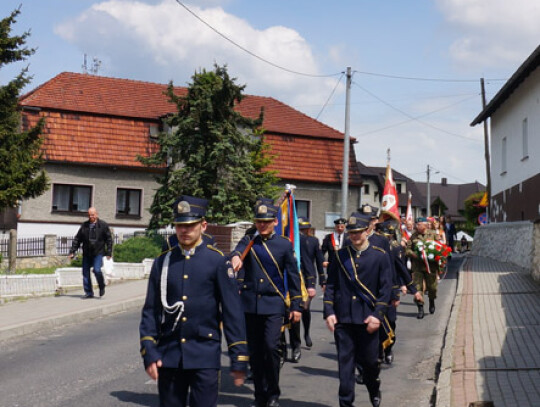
[337, 234, 341, 248]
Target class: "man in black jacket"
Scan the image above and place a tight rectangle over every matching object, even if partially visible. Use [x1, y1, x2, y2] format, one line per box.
[69, 207, 113, 298]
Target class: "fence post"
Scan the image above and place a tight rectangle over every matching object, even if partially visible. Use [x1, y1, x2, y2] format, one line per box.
[8, 229, 17, 273]
[44, 234, 57, 256]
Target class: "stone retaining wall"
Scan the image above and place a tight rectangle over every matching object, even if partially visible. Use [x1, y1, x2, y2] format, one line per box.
[472, 220, 540, 282]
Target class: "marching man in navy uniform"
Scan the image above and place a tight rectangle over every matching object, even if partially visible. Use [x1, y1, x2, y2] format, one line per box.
[231, 199, 303, 407]
[295, 217, 325, 349]
[321, 217, 349, 268]
[324, 212, 392, 407]
[139, 195, 248, 407]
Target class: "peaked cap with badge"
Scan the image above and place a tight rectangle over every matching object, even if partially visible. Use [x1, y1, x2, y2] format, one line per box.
[360, 204, 379, 219]
[334, 217, 347, 225]
[254, 198, 279, 221]
[298, 217, 312, 230]
[172, 195, 208, 224]
[346, 212, 371, 232]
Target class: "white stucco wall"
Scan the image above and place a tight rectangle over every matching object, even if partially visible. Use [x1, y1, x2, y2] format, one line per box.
[18, 163, 160, 237]
[490, 68, 540, 196]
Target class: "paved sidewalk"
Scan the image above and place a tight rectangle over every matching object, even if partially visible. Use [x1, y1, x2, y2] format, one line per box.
[0, 278, 148, 342]
[437, 255, 540, 407]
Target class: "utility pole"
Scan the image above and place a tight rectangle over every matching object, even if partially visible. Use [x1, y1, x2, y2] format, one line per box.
[426, 164, 431, 217]
[480, 78, 491, 223]
[341, 67, 352, 218]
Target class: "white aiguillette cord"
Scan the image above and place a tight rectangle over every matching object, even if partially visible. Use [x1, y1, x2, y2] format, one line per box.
[160, 251, 184, 331]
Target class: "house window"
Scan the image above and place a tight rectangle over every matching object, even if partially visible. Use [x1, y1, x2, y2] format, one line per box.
[295, 200, 310, 220]
[325, 212, 341, 228]
[52, 184, 92, 213]
[364, 184, 370, 195]
[396, 183, 402, 194]
[116, 188, 142, 217]
[522, 118, 529, 159]
[501, 137, 507, 174]
[149, 124, 159, 140]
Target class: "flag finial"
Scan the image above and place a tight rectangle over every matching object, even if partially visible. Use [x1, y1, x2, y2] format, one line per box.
[386, 148, 391, 165]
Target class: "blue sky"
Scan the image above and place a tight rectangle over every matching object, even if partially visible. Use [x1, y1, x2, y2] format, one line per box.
[2, 0, 539, 186]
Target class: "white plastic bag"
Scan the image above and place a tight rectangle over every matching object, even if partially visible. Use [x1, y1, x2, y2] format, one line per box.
[102, 257, 114, 283]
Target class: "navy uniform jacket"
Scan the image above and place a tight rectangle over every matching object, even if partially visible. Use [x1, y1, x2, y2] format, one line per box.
[139, 243, 248, 371]
[232, 233, 302, 315]
[389, 242, 417, 295]
[300, 234, 325, 287]
[368, 231, 390, 254]
[321, 232, 350, 266]
[368, 231, 400, 302]
[323, 244, 392, 324]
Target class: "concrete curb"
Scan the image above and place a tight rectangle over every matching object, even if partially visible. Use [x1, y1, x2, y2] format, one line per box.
[436, 254, 468, 407]
[0, 295, 145, 342]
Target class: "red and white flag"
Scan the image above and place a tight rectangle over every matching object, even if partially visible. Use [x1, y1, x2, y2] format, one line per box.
[405, 191, 413, 224]
[381, 163, 400, 222]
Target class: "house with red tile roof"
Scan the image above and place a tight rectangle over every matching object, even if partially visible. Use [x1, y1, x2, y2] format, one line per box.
[6, 72, 361, 237]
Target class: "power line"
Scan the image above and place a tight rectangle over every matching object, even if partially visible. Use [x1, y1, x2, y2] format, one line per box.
[174, 1, 508, 85]
[316, 73, 344, 120]
[355, 94, 480, 138]
[174, 0, 341, 78]
[352, 81, 481, 142]
[354, 70, 507, 83]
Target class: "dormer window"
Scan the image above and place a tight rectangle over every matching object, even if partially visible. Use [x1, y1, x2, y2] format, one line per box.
[149, 124, 159, 140]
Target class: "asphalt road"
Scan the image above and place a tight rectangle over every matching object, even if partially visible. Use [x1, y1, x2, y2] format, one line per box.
[0, 254, 463, 407]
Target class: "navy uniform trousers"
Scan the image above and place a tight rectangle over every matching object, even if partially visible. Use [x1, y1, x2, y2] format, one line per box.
[288, 233, 325, 350]
[324, 244, 392, 407]
[232, 233, 302, 405]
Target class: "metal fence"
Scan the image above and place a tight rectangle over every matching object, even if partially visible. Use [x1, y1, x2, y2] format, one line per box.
[0, 236, 46, 257]
[0, 231, 167, 258]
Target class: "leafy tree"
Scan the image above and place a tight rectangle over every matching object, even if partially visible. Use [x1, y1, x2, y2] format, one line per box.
[0, 7, 48, 211]
[460, 191, 486, 229]
[140, 65, 280, 228]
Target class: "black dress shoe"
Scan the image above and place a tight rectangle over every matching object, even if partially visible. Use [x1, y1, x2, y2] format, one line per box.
[370, 390, 381, 407]
[267, 399, 280, 407]
[304, 334, 313, 348]
[99, 287, 105, 297]
[292, 347, 301, 363]
[82, 294, 94, 299]
[248, 401, 264, 407]
[429, 299, 435, 314]
[417, 304, 425, 319]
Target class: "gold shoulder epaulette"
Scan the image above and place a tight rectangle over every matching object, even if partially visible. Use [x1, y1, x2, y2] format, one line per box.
[279, 235, 292, 242]
[372, 246, 386, 254]
[207, 245, 224, 256]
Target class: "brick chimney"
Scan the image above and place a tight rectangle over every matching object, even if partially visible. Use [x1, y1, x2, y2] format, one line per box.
[441, 177, 447, 186]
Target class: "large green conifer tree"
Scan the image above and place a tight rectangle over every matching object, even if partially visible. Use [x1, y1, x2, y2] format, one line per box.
[140, 65, 280, 228]
[0, 7, 48, 211]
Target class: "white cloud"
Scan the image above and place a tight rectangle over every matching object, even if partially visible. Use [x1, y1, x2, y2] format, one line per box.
[54, 0, 338, 108]
[437, 0, 540, 69]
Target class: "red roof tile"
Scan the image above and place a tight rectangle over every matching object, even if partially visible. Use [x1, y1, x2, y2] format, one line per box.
[19, 72, 360, 183]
